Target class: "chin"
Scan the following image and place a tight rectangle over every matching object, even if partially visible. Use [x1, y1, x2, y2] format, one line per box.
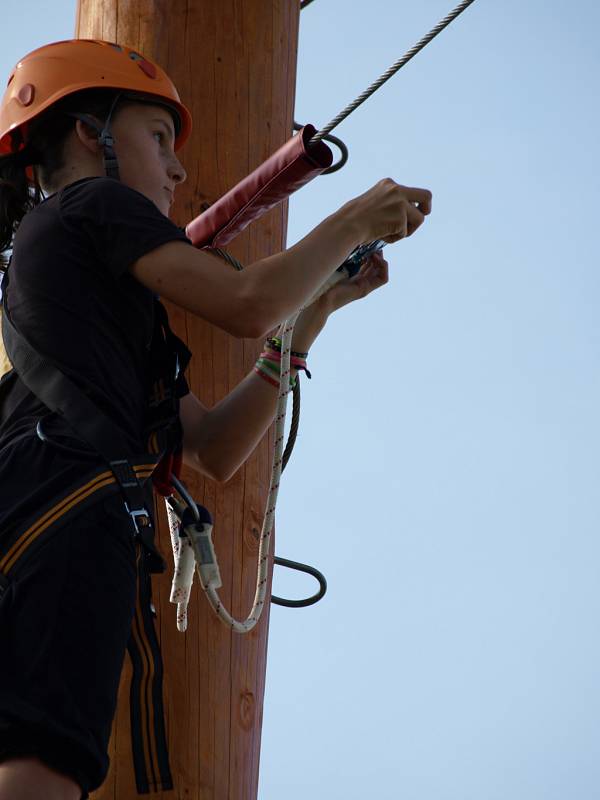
[154, 198, 170, 217]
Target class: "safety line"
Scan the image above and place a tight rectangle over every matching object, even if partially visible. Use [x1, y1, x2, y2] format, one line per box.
[310, 0, 478, 143]
[167, 270, 349, 633]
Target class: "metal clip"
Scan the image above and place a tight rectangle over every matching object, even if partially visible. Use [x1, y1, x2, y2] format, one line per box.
[185, 521, 222, 589]
[124, 503, 151, 535]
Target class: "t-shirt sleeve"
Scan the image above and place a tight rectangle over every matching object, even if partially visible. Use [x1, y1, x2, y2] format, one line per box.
[59, 177, 193, 278]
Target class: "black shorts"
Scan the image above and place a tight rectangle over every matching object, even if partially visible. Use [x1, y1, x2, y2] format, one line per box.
[0, 491, 139, 799]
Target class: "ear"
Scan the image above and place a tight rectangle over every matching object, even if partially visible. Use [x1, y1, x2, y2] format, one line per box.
[74, 118, 103, 155]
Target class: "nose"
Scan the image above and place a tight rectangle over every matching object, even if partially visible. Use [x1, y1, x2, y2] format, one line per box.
[168, 154, 187, 185]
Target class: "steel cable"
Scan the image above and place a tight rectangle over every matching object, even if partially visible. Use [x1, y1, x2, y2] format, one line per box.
[310, 0, 478, 144]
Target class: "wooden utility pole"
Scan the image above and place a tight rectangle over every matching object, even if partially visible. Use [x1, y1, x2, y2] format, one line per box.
[75, 2, 301, 797]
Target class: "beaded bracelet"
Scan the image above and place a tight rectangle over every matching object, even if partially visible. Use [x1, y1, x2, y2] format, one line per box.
[266, 337, 308, 360]
[261, 349, 311, 380]
[254, 356, 297, 389]
[263, 339, 312, 379]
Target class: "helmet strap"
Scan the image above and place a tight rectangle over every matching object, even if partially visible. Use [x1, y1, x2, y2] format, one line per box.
[98, 93, 122, 180]
[64, 91, 123, 181]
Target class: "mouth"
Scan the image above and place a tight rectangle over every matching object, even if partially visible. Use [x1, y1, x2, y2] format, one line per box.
[164, 187, 174, 204]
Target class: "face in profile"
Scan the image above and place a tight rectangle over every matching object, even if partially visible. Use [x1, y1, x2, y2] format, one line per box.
[108, 102, 187, 216]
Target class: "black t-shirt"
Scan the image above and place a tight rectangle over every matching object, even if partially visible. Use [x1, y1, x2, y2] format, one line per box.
[0, 177, 193, 526]
[1, 176, 193, 451]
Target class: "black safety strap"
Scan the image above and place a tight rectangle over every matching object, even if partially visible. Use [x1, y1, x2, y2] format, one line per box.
[1, 280, 157, 551]
[143, 295, 192, 458]
[128, 542, 173, 794]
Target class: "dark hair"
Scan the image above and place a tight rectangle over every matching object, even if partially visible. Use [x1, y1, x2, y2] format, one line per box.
[0, 88, 142, 273]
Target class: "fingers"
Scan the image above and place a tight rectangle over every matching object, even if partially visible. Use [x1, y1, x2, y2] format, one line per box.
[404, 185, 432, 215]
[352, 178, 432, 245]
[382, 200, 424, 242]
[380, 179, 430, 240]
[360, 250, 389, 287]
[372, 252, 389, 286]
[378, 178, 432, 215]
[406, 202, 425, 236]
[327, 250, 389, 312]
[386, 201, 407, 243]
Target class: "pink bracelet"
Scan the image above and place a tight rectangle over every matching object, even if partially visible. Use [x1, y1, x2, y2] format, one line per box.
[253, 364, 280, 388]
[254, 356, 298, 389]
[259, 350, 311, 378]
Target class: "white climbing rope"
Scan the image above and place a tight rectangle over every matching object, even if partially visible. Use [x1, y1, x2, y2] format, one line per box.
[167, 267, 348, 633]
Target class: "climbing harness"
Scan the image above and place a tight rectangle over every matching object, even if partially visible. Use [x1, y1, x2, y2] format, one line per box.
[0, 40, 197, 793]
[0, 259, 191, 793]
[1, 289, 157, 551]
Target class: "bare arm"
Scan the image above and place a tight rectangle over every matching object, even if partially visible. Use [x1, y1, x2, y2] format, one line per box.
[180, 372, 288, 483]
[144, 179, 431, 480]
[180, 296, 329, 482]
[131, 211, 359, 339]
[131, 180, 431, 339]
[180, 252, 391, 483]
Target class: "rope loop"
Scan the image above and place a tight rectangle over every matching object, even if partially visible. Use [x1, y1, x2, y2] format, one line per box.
[271, 556, 327, 608]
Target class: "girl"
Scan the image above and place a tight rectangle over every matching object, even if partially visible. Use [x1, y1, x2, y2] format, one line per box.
[0, 39, 431, 800]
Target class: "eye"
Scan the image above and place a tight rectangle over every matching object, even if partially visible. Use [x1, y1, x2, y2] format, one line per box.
[153, 131, 164, 144]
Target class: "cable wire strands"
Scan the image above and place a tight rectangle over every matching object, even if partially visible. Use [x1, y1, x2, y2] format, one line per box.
[310, 0, 478, 144]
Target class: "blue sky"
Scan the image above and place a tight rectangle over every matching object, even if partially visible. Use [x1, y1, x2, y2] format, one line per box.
[3, 2, 600, 798]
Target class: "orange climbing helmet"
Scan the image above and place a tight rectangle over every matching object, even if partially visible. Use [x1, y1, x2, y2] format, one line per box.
[0, 38, 192, 157]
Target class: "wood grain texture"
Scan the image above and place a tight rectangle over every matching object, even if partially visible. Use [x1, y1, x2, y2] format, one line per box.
[74, 2, 300, 797]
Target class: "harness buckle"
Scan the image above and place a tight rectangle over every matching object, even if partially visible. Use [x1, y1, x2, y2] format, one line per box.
[124, 502, 152, 535]
[110, 459, 139, 488]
